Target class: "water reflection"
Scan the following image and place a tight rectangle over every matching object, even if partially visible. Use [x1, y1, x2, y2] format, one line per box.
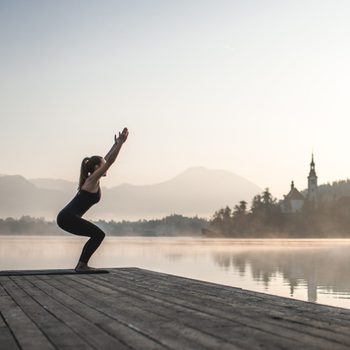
[212, 244, 350, 305]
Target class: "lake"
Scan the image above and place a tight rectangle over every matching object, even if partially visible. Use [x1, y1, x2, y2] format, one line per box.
[1, 236, 350, 309]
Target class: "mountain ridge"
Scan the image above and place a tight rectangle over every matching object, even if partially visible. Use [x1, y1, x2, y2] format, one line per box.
[1, 167, 262, 221]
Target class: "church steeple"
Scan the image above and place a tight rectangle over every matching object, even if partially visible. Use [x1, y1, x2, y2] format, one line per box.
[309, 153, 316, 176]
[307, 153, 318, 204]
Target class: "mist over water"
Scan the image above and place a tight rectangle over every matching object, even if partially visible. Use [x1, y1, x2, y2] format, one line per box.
[1, 236, 350, 309]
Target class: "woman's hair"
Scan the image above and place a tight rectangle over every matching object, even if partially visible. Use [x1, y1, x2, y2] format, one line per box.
[78, 155, 103, 191]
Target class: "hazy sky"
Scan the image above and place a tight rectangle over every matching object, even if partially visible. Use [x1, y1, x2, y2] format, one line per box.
[1, 0, 350, 198]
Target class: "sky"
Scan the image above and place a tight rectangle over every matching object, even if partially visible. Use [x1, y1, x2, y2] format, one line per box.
[1, 0, 350, 199]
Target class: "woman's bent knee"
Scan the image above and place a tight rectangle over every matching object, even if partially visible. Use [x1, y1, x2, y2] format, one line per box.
[56, 210, 75, 231]
[56, 211, 67, 230]
[93, 228, 105, 242]
[97, 231, 105, 241]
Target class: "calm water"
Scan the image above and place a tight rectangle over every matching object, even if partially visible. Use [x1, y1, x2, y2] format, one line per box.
[1, 236, 350, 309]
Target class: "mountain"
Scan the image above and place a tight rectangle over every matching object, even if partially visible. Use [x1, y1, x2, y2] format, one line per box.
[28, 178, 78, 194]
[0, 167, 261, 221]
[0, 175, 67, 219]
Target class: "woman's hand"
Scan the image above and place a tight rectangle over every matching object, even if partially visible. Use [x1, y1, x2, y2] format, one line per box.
[115, 127, 129, 144]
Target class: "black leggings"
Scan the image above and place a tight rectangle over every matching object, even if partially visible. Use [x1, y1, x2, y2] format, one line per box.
[56, 211, 105, 264]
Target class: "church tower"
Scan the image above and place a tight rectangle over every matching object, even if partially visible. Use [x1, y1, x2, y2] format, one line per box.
[307, 154, 318, 204]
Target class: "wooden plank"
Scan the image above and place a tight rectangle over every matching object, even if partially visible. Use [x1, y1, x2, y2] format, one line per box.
[47, 274, 242, 350]
[0, 293, 54, 350]
[64, 274, 317, 350]
[0, 276, 93, 349]
[116, 267, 350, 324]
[108, 269, 350, 339]
[50, 274, 240, 350]
[0, 269, 109, 276]
[26, 275, 168, 350]
[0, 313, 20, 350]
[1, 268, 350, 350]
[87, 272, 350, 350]
[10, 276, 129, 350]
[0, 283, 8, 296]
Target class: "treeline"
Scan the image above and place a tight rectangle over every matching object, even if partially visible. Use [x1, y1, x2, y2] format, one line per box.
[305, 179, 350, 200]
[0, 216, 62, 235]
[205, 188, 350, 237]
[0, 214, 207, 236]
[4, 181, 350, 238]
[95, 214, 206, 236]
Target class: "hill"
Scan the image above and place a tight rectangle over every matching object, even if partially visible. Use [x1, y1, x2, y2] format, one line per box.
[0, 167, 261, 221]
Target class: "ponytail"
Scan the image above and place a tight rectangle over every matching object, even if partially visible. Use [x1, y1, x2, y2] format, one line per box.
[78, 157, 90, 191]
[77, 155, 103, 191]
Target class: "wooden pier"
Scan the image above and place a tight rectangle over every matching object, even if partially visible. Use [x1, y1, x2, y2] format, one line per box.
[1, 267, 350, 349]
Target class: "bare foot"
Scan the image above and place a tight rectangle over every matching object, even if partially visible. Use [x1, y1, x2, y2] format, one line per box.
[75, 262, 98, 272]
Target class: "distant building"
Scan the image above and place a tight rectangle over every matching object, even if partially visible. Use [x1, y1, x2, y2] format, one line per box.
[281, 154, 318, 214]
[307, 153, 318, 205]
[281, 181, 305, 213]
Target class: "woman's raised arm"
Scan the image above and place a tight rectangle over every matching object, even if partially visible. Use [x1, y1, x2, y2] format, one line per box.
[104, 137, 120, 162]
[89, 128, 129, 182]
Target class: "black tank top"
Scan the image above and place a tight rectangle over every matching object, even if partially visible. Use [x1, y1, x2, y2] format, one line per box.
[60, 188, 101, 217]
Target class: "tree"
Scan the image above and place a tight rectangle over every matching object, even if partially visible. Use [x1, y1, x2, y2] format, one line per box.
[233, 201, 247, 215]
[209, 206, 233, 236]
[232, 201, 249, 236]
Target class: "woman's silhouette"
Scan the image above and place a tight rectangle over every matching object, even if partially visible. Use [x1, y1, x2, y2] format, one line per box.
[56, 127, 129, 272]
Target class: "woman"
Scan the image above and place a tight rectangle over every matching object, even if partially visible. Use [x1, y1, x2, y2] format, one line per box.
[56, 127, 129, 272]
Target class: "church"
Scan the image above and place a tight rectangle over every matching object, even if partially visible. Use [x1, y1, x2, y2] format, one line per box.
[280, 155, 318, 214]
